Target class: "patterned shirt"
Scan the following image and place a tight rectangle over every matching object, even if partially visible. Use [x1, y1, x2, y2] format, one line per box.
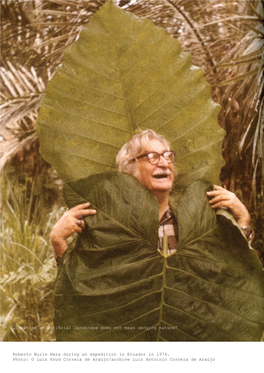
[158, 207, 178, 256]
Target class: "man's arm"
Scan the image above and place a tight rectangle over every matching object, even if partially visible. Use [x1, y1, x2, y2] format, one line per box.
[206, 185, 254, 242]
[50, 202, 96, 261]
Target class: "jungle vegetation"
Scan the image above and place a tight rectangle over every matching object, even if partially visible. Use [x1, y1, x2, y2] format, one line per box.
[0, 0, 263, 341]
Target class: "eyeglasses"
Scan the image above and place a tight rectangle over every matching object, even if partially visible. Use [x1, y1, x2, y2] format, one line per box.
[134, 151, 176, 165]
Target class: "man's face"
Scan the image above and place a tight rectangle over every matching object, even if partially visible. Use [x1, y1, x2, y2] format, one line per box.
[133, 139, 174, 197]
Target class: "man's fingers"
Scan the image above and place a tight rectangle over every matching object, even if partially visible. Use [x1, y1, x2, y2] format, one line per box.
[76, 219, 83, 228]
[213, 185, 226, 191]
[75, 225, 84, 234]
[74, 208, 97, 231]
[206, 185, 250, 226]
[57, 203, 97, 237]
[74, 208, 97, 218]
[207, 186, 235, 203]
[66, 203, 97, 218]
[70, 202, 91, 211]
[207, 190, 230, 197]
[77, 219, 87, 228]
[209, 201, 229, 209]
[207, 191, 222, 197]
[208, 195, 230, 204]
[80, 208, 97, 216]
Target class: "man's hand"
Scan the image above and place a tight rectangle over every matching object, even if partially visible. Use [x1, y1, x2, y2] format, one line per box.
[206, 185, 250, 227]
[50, 202, 97, 258]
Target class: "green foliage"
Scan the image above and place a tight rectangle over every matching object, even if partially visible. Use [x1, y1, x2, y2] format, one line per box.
[0, 174, 61, 341]
[1, 0, 263, 260]
[54, 173, 264, 341]
[37, 0, 225, 196]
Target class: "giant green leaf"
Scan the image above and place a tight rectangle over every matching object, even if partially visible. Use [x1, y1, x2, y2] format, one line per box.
[36, 0, 224, 193]
[54, 173, 264, 341]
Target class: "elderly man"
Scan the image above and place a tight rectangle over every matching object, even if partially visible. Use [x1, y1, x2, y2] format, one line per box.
[50, 129, 252, 261]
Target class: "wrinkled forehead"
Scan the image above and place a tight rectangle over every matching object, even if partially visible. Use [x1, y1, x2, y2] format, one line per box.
[142, 139, 169, 154]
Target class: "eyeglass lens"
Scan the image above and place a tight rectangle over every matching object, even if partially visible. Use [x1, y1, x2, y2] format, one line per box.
[148, 152, 174, 164]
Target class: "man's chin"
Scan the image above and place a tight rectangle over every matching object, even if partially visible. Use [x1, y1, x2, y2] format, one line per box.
[152, 179, 173, 189]
[151, 183, 173, 194]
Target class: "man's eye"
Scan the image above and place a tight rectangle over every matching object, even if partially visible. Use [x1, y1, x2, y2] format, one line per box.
[148, 153, 157, 160]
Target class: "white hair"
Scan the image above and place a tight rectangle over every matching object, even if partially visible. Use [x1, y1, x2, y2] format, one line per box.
[115, 129, 170, 176]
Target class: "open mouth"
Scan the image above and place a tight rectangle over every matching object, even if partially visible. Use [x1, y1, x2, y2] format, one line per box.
[153, 174, 169, 179]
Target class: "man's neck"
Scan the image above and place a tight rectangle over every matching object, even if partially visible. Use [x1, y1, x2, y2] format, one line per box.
[155, 192, 170, 221]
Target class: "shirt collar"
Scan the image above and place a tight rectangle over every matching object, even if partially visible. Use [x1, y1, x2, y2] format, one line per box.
[160, 206, 173, 225]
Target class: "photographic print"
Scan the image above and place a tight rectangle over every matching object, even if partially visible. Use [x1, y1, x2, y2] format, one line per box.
[1, 0, 263, 369]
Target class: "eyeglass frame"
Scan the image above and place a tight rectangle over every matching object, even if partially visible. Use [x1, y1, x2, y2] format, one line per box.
[133, 150, 176, 165]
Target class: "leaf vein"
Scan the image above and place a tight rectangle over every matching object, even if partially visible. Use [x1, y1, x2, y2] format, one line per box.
[167, 262, 264, 299]
[177, 138, 224, 163]
[163, 304, 231, 340]
[41, 107, 131, 133]
[136, 70, 205, 128]
[44, 99, 129, 119]
[126, 48, 182, 96]
[165, 285, 263, 327]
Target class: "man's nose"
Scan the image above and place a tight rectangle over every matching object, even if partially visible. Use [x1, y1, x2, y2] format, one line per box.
[157, 154, 169, 167]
